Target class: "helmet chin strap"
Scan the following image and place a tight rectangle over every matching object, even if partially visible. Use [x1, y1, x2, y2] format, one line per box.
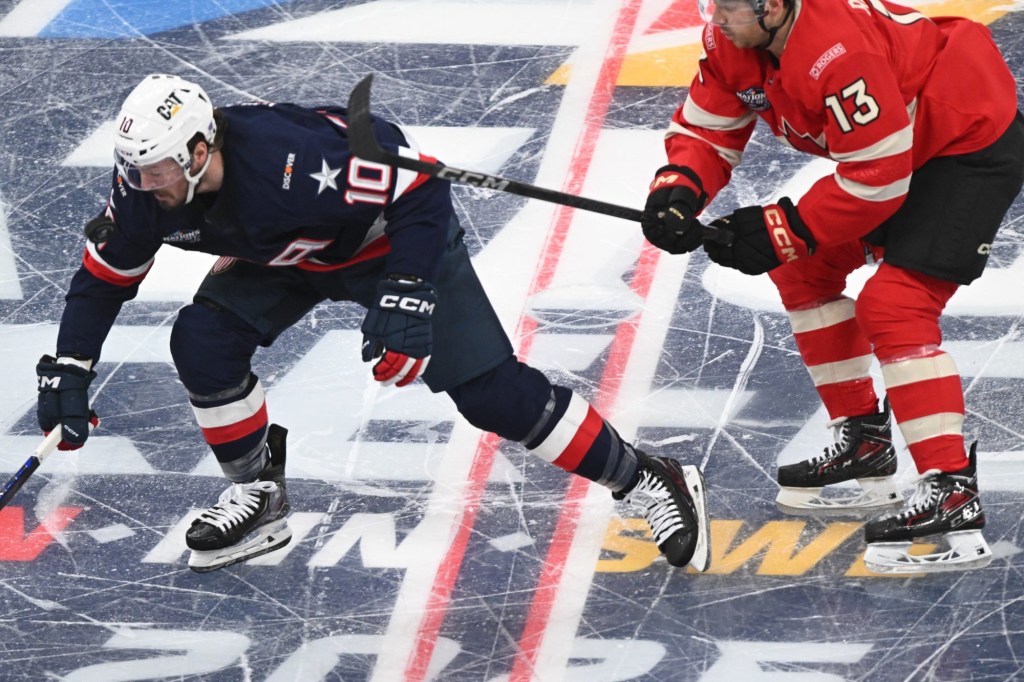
[183, 151, 213, 204]
[757, 0, 794, 50]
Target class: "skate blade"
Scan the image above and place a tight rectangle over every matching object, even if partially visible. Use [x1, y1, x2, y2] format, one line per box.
[188, 519, 293, 573]
[680, 465, 711, 573]
[863, 530, 993, 575]
[776, 477, 903, 518]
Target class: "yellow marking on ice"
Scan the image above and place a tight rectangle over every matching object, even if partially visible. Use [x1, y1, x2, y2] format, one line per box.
[547, 0, 1010, 87]
[597, 518, 882, 576]
[701, 519, 861, 575]
[596, 518, 662, 571]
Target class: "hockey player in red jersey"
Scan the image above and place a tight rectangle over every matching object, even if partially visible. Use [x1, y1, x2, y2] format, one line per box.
[641, 0, 1024, 572]
[36, 75, 710, 574]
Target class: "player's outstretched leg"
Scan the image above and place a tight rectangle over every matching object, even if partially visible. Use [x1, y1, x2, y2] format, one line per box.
[187, 423, 292, 572]
[775, 400, 902, 516]
[862, 442, 990, 574]
[614, 451, 710, 571]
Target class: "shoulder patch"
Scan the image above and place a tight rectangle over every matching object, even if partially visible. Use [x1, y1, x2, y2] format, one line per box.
[736, 86, 770, 112]
[810, 43, 847, 80]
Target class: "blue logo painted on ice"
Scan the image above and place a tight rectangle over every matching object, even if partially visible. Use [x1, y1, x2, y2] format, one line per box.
[25, 0, 293, 38]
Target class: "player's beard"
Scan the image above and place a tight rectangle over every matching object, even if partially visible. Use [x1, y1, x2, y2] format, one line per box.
[721, 26, 763, 49]
[153, 182, 188, 211]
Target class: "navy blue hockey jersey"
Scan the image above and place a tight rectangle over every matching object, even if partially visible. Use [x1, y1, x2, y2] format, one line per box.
[57, 102, 454, 362]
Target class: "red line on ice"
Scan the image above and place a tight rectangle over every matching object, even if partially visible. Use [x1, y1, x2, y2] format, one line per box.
[406, 0, 649, 677]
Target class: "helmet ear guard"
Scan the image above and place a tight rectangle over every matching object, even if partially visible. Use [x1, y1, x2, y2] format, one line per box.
[113, 74, 217, 203]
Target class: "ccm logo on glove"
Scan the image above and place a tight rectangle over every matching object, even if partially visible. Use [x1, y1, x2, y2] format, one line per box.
[704, 197, 816, 276]
[361, 275, 437, 387]
[765, 206, 812, 263]
[379, 295, 436, 314]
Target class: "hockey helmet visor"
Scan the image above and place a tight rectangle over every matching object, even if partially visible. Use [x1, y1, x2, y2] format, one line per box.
[114, 153, 188, 191]
[698, 0, 767, 26]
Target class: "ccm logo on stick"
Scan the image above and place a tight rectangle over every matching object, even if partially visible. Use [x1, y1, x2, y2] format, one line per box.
[380, 295, 435, 314]
[437, 167, 509, 190]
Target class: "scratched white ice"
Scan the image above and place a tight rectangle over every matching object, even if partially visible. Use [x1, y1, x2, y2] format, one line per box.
[0, 0, 1023, 680]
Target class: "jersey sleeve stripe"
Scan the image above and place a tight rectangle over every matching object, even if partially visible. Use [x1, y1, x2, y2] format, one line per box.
[667, 123, 745, 168]
[82, 242, 153, 287]
[322, 112, 348, 129]
[681, 97, 757, 131]
[834, 172, 911, 202]
[830, 123, 914, 163]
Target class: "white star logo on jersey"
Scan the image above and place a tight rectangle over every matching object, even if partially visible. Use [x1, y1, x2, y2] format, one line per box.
[309, 158, 341, 194]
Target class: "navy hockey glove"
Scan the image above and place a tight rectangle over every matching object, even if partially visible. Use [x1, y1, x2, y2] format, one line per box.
[703, 197, 816, 275]
[36, 355, 99, 450]
[641, 165, 707, 255]
[361, 275, 437, 387]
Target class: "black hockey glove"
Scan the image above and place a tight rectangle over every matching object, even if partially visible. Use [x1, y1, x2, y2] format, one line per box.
[83, 213, 116, 244]
[641, 165, 707, 255]
[703, 197, 816, 275]
[36, 354, 99, 450]
[360, 275, 437, 387]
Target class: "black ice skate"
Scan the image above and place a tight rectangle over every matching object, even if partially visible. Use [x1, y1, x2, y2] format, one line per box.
[863, 443, 991, 574]
[614, 451, 710, 571]
[187, 424, 292, 573]
[775, 402, 902, 516]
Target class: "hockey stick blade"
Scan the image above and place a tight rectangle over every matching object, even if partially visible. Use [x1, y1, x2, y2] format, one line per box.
[346, 75, 733, 244]
[0, 429, 62, 511]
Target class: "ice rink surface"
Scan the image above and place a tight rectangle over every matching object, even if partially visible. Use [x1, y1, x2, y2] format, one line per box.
[1, 0, 1023, 680]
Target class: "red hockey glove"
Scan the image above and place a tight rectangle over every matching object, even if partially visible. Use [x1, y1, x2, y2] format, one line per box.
[641, 165, 708, 255]
[703, 197, 816, 275]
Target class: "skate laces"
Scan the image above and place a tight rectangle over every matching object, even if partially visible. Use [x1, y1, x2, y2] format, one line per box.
[627, 469, 685, 545]
[893, 470, 942, 520]
[812, 420, 854, 465]
[197, 480, 279, 531]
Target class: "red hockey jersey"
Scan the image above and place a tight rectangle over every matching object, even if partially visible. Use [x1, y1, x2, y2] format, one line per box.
[666, 0, 1018, 245]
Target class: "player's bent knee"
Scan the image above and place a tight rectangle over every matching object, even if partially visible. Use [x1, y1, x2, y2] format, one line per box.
[171, 301, 259, 395]
[447, 356, 553, 441]
[171, 303, 213, 365]
[856, 266, 949, 359]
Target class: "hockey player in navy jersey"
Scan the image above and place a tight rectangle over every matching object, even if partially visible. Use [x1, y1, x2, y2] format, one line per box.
[36, 74, 710, 573]
[640, 0, 1024, 572]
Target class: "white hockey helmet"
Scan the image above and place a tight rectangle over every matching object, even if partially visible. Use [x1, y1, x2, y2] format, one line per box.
[698, 0, 768, 25]
[113, 74, 217, 204]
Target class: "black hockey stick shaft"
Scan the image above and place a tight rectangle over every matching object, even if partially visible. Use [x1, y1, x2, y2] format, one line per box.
[346, 75, 733, 245]
[0, 429, 62, 511]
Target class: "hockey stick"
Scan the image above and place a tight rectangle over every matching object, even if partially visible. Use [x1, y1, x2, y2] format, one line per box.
[0, 429, 63, 511]
[0, 418, 99, 512]
[345, 75, 733, 244]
